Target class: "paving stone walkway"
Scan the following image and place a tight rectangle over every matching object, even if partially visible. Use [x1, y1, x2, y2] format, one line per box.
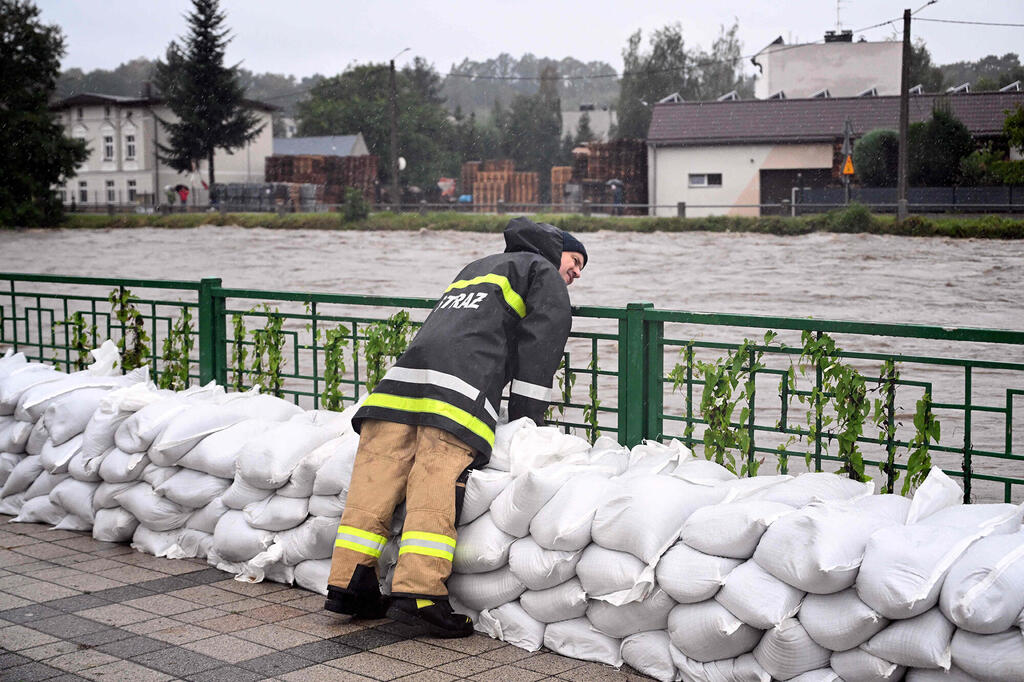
[0, 515, 652, 681]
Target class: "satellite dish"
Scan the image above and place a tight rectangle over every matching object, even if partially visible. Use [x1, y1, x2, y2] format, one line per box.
[398, 156, 407, 171]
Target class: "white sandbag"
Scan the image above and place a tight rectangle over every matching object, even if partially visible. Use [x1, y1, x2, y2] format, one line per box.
[459, 467, 514, 524]
[177, 419, 272, 479]
[0, 351, 27, 378]
[149, 404, 248, 465]
[220, 390, 305, 421]
[863, 607, 955, 670]
[830, 649, 905, 682]
[507, 425, 591, 476]
[671, 649, 770, 682]
[0, 419, 32, 453]
[154, 469, 231, 509]
[92, 507, 139, 543]
[222, 476, 274, 509]
[754, 499, 905, 594]
[718, 474, 794, 502]
[857, 503, 1024, 620]
[787, 670, 842, 682]
[140, 462, 178, 488]
[273, 515, 339, 565]
[304, 402, 360, 437]
[23, 470, 68, 500]
[49, 478, 96, 522]
[310, 432, 360, 495]
[54, 514, 91, 531]
[115, 397, 192, 453]
[243, 495, 309, 531]
[294, 558, 331, 595]
[453, 512, 516, 574]
[623, 438, 690, 477]
[92, 480, 136, 510]
[592, 474, 729, 564]
[166, 528, 214, 560]
[487, 417, 535, 472]
[0, 364, 62, 414]
[681, 500, 794, 560]
[753, 618, 831, 681]
[131, 525, 181, 557]
[576, 543, 654, 605]
[672, 458, 737, 486]
[16, 371, 131, 423]
[447, 565, 526, 611]
[113, 482, 191, 531]
[747, 471, 873, 508]
[939, 531, 1024, 634]
[0, 454, 43, 496]
[490, 464, 578, 537]
[43, 387, 114, 445]
[530, 472, 615, 551]
[0, 492, 26, 514]
[904, 665, 981, 681]
[951, 629, 1024, 682]
[588, 442, 630, 476]
[308, 493, 346, 518]
[12, 495, 66, 524]
[25, 419, 49, 455]
[477, 601, 546, 652]
[80, 382, 164, 461]
[716, 559, 805, 629]
[98, 447, 148, 482]
[506, 535, 580, 590]
[277, 435, 347, 498]
[212, 509, 275, 562]
[67, 449, 104, 482]
[906, 467, 965, 524]
[621, 630, 676, 682]
[668, 600, 763, 663]
[852, 492, 913, 523]
[0, 452, 23, 486]
[236, 421, 335, 490]
[185, 496, 230, 535]
[39, 434, 83, 475]
[543, 617, 623, 667]
[520, 577, 588, 623]
[800, 588, 889, 651]
[657, 542, 743, 604]
[587, 587, 676, 638]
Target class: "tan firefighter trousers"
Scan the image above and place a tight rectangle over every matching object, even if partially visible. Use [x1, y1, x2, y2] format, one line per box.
[327, 419, 475, 599]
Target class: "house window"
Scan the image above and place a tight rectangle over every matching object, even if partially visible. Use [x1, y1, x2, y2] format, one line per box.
[125, 134, 136, 160]
[78, 181, 88, 203]
[688, 173, 723, 188]
[103, 136, 114, 160]
[106, 180, 115, 202]
[127, 179, 137, 201]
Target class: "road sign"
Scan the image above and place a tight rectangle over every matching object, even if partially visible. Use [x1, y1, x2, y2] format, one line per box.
[842, 154, 855, 176]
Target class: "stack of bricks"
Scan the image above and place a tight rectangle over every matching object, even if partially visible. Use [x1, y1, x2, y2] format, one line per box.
[508, 171, 539, 208]
[550, 166, 572, 206]
[483, 159, 515, 173]
[266, 154, 379, 204]
[574, 140, 648, 214]
[473, 170, 511, 213]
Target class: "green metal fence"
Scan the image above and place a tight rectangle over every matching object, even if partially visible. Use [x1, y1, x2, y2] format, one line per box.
[3, 273, 1022, 503]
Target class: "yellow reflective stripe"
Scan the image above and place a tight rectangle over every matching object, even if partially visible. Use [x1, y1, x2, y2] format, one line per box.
[335, 538, 382, 558]
[416, 599, 434, 608]
[362, 393, 495, 447]
[402, 531, 456, 548]
[445, 274, 526, 318]
[337, 525, 387, 546]
[399, 545, 455, 561]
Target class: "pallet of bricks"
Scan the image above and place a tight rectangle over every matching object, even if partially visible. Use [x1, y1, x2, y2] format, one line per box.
[508, 172, 539, 209]
[550, 166, 572, 208]
[461, 161, 482, 201]
[473, 160, 515, 213]
[582, 140, 648, 215]
[267, 154, 378, 207]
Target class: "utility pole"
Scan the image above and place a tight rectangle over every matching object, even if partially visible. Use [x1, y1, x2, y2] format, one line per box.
[897, 8, 911, 221]
[389, 58, 399, 212]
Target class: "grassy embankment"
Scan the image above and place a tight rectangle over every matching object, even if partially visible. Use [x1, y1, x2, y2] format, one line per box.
[57, 205, 1024, 238]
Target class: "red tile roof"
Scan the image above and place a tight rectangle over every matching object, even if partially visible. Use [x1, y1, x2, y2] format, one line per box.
[647, 91, 1024, 145]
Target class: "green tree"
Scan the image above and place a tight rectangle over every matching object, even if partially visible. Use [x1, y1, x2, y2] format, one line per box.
[1005, 104, 1024, 154]
[908, 40, 944, 93]
[575, 111, 595, 144]
[941, 53, 1024, 92]
[0, 0, 87, 227]
[908, 107, 973, 186]
[853, 129, 900, 187]
[153, 0, 263, 189]
[501, 65, 562, 201]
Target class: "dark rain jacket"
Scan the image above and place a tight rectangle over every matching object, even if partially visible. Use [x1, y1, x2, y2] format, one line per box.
[352, 217, 573, 458]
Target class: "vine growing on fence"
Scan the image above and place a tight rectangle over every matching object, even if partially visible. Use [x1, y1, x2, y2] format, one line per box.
[55, 312, 95, 372]
[903, 393, 939, 495]
[873, 359, 901, 492]
[108, 288, 150, 371]
[250, 305, 285, 396]
[546, 355, 576, 424]
[363, 311, 411, 393]
[320, 323, 350, 410]
[582, 355, 601, 442]
[231, 313, 248, 392]
[158, 307, 194, 390]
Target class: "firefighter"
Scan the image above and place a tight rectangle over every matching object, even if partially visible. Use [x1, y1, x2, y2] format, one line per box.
[325, 217, 587, 638]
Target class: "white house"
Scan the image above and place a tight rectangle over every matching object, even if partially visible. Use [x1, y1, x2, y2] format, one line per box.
[51, 92, 275, 208]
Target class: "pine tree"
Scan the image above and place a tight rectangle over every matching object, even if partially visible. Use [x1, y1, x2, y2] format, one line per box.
[153, 0, 262, 189]
[0, 0, 87, 226]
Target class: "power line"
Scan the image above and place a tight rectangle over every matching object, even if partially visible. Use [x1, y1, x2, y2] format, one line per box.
[914, 17, 1024, 28]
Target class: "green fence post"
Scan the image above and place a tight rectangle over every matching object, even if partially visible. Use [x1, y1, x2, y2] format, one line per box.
[198, 278, 223, 385]
[645, 316, 664, 443]
[618, 302, 652, 448]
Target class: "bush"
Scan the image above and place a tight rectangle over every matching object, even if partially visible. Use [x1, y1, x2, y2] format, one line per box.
[853, 129, 900, 187]
[830, 203, 875, 232]
[341, 187, 369, 223]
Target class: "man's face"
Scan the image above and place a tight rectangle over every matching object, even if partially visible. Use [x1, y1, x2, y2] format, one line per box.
[559, 251, 584, 286]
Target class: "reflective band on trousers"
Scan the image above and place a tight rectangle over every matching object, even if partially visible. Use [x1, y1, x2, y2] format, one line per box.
[399, 530, 456, 561]
[361, 393, 495, 447]
[335, 525, 387, 558]
[445, 273, 526, 318]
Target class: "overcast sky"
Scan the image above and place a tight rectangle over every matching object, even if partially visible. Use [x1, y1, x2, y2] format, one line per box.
[38, 0, 1024, 79]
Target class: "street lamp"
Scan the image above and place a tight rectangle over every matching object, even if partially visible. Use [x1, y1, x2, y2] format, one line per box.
[390, 48, 410, 211]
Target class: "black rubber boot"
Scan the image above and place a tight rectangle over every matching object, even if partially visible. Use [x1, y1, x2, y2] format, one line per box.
[324, 566, 390, 619]
[386, 597, 474, 639]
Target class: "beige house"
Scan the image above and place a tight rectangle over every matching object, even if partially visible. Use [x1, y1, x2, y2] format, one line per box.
[51, 93, 275, 208]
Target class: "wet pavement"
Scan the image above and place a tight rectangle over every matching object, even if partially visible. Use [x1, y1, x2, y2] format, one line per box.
[0, 514, 653, 681]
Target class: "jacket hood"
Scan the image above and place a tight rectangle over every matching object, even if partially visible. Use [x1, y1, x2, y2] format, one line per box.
[503, 217, 563, 269]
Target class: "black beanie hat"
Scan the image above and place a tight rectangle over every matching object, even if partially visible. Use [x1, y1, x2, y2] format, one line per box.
[561, 231, 588, 268]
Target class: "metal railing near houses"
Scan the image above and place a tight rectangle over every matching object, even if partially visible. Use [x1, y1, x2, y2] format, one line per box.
[3, 273, 1023, 503]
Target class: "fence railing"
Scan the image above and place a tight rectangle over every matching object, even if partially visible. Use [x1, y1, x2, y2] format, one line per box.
[2, 273, 1022, 503]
